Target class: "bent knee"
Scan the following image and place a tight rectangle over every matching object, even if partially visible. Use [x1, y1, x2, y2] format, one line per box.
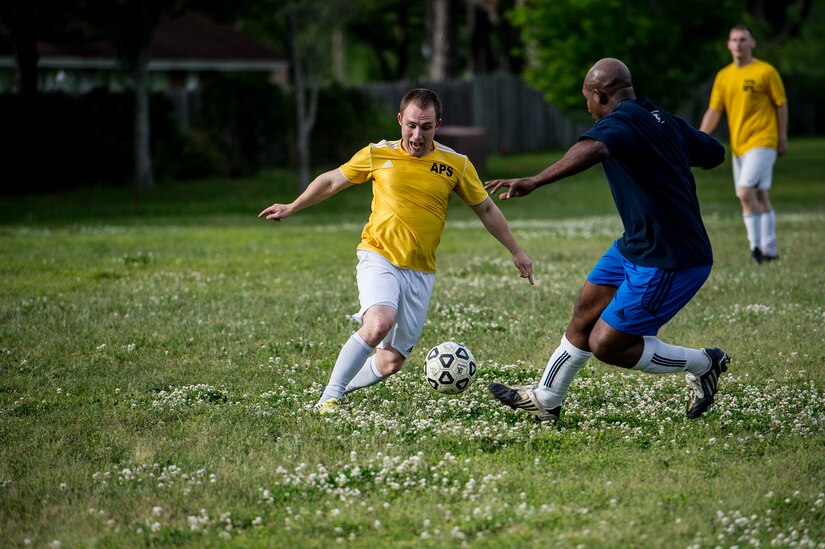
[589, 340, 615, 364]
[382, 361, 404, 375]
[588, 334, 625, 366]
[359, 319, 395, 346]
[360, 326, 391, 347]
[375, 353, 405, 376]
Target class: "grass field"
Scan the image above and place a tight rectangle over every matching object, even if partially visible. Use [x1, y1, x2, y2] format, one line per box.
[1, 138, 824, 547]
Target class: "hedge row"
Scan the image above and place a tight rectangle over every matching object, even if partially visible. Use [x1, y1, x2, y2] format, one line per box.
[1, 75, 395, 194]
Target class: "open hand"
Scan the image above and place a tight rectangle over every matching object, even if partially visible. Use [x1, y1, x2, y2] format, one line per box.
[258, 203, 293, 222]
[483, 177, 537, 200]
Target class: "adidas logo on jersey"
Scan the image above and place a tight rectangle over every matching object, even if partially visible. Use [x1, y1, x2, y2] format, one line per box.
[381, 160, 394, 169]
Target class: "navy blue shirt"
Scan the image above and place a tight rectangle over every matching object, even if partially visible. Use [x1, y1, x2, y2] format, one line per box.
[581, 97, 725, 269]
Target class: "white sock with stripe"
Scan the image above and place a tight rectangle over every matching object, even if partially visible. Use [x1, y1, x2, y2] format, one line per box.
[343, 355, 387, 394]
[318, 332, 374, 405]
[632, 336, 710, 375]
[534, 335, 592, 409]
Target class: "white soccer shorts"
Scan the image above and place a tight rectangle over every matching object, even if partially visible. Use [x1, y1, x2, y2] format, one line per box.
[733, 147, 777, 193]
[352, 250, 435, 358]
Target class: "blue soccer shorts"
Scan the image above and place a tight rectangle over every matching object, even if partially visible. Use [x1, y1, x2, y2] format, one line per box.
[587, 242, 712, 336]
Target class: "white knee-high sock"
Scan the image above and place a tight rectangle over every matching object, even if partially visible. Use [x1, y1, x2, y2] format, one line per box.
[343, 355, 387, 394]
[318, 332, 374, 404]
[760, 209, 777, 256]
[743, 212, 762, 252]
[632, 336, 710, 376]
[534, 335, 592, 409]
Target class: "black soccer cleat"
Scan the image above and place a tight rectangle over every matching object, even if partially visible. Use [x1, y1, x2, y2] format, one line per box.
[685, 348, 730, 419]
[751, 248, 764, 264]
[488, 382, 561, 423]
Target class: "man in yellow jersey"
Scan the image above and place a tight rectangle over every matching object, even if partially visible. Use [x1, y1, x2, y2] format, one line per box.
[700, 25, 788, 264]
[259, 88, 534, 414]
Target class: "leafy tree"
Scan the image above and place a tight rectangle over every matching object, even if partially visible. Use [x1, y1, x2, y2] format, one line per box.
[81, 0, 252, 191]
[344, 0, 427, 81]
[81, 0, 189, 191]
[509, 0, 745, 112]
[0, 1, 77, 194]
[743, 0, 823, 76]
[466, 0, 524, 75]
[0, 0, 76, 99]
[746, 0, 815, 46]
[234, 0, 350, 190]
[340, 0, 524, 82]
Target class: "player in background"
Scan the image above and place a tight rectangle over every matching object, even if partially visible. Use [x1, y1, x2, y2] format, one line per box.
[700, 25, 788, 264]
[485, 58, 729, 423]
[259, 88, 534, 414]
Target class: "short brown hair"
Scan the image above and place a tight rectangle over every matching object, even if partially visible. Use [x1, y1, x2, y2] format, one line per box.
[731, 24, 755, 39]
[399, 88, 442, 122]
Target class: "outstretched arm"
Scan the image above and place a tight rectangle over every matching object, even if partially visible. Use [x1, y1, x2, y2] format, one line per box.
[484, 139, 608, 200]
[470, 196, 534, 285]
[259, 168, 354, 221]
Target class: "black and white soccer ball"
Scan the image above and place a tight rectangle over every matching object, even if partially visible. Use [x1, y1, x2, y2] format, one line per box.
[424, 341, 477, 394]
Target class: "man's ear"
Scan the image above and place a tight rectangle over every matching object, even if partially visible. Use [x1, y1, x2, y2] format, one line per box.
[397, 112, 403, 126]
[597, 89, 609, 105]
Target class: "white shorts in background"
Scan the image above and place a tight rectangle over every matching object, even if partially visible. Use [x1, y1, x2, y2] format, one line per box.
[352, 250, 435, 358]
[733, 147, 777, 194]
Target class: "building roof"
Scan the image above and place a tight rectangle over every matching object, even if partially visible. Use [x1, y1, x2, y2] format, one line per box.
[0, 11, 287, 73]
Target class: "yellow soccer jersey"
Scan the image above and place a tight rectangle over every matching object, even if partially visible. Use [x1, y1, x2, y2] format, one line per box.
[709, 59, 786, 157]
[339, 139, 488, 273]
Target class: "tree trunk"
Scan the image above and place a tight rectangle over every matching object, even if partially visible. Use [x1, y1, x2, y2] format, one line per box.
[467, 0, 491, 75]
[332, 26, 345, 84]
[133, 45, 154, 191]
[395, 4, 410, 80]
[10, 2, 39, 99]
[296, 118, 311, 190]
[427, 0, 449, 81]
[288, 10, 320, 191]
